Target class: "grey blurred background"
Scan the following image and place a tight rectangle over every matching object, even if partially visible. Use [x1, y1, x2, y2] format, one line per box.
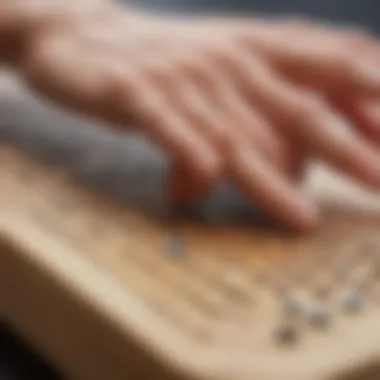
[0, 0, 379, 379]
[135, 0, 380, 34]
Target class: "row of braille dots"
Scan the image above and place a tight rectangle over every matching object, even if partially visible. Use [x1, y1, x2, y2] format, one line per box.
[275, 239, 380, 345]
[275, 287, 367, 345]
[277, 237, 380, 295]
[163, 234, 270, 318]
[164, 233, 269, 291]
[163, 231, 380, 326]
[164, 233, 347, 308]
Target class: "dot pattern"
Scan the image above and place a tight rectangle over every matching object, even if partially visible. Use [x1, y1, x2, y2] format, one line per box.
[2, 146, 380, 380]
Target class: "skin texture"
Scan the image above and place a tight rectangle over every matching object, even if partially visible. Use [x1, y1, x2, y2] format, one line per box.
[1, 0, 380, 231]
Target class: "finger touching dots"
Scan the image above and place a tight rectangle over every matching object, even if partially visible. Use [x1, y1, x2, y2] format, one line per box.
[18, 4, 380, 230]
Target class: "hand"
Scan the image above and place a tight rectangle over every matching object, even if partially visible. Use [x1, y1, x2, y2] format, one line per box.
[14, 3, 380, 230]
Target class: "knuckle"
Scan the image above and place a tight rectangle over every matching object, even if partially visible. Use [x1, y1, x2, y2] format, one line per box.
[131, 87, 169, 128]
[107, 64, 131, 89]
[133, 93, 160, 123]
[24, 35, 58, 74]
[111, 67, 156, 122]
[106, 65, 141, 105]
[22, 34, 70, 90]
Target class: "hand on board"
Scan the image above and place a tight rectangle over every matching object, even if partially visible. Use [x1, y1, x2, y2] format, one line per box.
[6, 0, 380, 230]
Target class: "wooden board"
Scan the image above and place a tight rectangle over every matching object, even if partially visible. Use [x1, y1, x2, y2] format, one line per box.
[1, 73, 380, 380]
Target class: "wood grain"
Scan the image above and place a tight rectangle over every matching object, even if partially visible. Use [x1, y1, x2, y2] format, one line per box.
[1, 72, 380, 380]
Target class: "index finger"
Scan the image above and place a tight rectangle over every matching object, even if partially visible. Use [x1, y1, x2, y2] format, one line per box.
[228, 145, 318, 231]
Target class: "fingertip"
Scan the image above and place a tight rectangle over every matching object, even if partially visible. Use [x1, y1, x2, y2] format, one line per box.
[167, 170, 207, 201]
[292, 201, 320, 232]
[271, 188, 320, 232]
[196, 149, 222, 184]
[167, 153, 221, 202]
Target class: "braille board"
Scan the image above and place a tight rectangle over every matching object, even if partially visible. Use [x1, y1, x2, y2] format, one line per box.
[2, 145, 380, 380]
[1, 73, 380, 380]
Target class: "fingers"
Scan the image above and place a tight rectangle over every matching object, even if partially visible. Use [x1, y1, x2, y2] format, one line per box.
[271, 92, 380, 190]
[287, 103, 380, 189]
[26, 35, 221, 187]
[168, 140, 307, 203]
[26, 13, 376, 232]
[332, 97, 380, 144]
[229, 144, 317, 231]
[168, 142, 312, 231]
[214, 49, 380, 189]
[196, 68, 288, 165]
[247, 22, 380, 151]
[242, 23, 380, 97]
[120, 75, 222, 186]
[136, 53, 296, 198]
[159, 60, 293, 202]
[137, 50, 285, 157]
[22, 35, 110, 114]
[149, 55, 306, 210]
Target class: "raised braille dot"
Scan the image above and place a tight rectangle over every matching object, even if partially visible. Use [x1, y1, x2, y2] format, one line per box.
[283, 296, 303, 317]
[164, 235, 184, 260]
[342, 292, 364, 314]
[309, 310, 331, 329]
[275, 325, 299, 346]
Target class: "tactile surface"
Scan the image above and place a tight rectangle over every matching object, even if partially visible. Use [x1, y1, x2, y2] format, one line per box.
[2, 145, 380, 380]
[2, 75, 380, 380]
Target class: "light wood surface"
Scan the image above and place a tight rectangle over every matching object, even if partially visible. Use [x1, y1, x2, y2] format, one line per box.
[1, 73, 380, 380]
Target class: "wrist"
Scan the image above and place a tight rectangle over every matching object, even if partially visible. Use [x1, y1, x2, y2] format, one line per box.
[0, 0, 113, 64]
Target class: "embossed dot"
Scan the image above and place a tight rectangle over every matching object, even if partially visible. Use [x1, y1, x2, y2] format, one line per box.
[164, 235, 184, 260]
[342, 292, 364, 314]
[309, 310, 331, 329]
[283, 295, 303, 317]
[275, 325, 299, 346]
